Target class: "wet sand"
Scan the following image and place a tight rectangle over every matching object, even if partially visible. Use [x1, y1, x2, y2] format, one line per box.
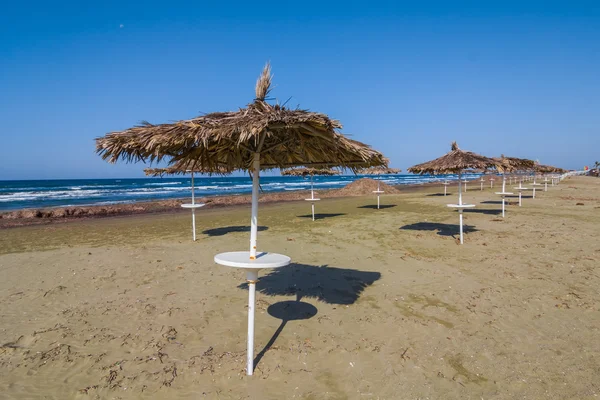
[1, 176, 599, 399]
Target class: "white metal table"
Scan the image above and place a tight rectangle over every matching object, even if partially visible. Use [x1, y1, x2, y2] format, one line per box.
[304, 197, 321, 221]
[181, 203, 205, 241]
[495, 192, 513, 218]
[447, 203, 475, 244]
[513, 186, 530, 207]
[214, 251, 291, 376]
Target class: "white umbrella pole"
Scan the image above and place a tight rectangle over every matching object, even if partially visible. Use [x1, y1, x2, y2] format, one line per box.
[533, 187, 536, 199]
[458, 172, 464, 244]
[480, 180, 483, 191]
[519, 191, 522, 207]
[250, 154, 260, 259]
[191, 172, 196, 241]
[502, 197, 505, 218]
[246, 153, 261, 376]
[444, 182, 447, 196]
[502, 174, 506, 193]
[246, 269, 258, 376]
[377, 178, 381, 209]
[311, 175, 315, 221]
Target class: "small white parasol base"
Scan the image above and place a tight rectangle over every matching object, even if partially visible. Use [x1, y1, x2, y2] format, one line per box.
[215, 251, 290, 376]
[513, 187, 530, 207]
[447, 204, 475, 244]
[181, 203, 205, 241]
[495, 192, 513, 218]
[373, 190, 384, 209]
[304, 198, 321, 221]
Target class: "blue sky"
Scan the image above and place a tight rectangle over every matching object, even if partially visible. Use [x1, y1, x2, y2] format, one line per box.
[1, 1, 598, 179]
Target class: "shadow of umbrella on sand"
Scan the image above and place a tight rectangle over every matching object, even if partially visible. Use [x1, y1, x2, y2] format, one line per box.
[238, 263, 382, 305]
[238, 263, 380, 371]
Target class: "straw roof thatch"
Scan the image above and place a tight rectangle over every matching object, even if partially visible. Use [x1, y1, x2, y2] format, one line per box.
[534, 163, 565, 174]
[96, 63, 387, 173]
[358, 166, 401, 175]
[281, 168, 340, 177]
[407, 142, 500, 175]
[492, 154, 536, 173]
[143, 159, 230, 177]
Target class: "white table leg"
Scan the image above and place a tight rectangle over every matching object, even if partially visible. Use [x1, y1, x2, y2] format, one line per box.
[246, 270, 258, 375]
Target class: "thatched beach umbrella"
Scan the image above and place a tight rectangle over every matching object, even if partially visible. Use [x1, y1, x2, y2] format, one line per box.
[144, 162, 230, 241]
[407, 142, 500, 244]
[281, 168, 339, 221]
[96, 63, 386, 375]
[491, 155, 535, 217]
[358, 166, 401, 209]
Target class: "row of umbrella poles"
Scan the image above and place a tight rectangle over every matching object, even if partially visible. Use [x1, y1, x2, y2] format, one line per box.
[442, 171, 561, 195]
[96, 64, 389, 376]
[146, 164, 401, 239]
[408, 143, 565, 244]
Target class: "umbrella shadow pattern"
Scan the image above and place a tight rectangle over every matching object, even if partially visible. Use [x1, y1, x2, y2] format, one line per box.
[202, 225, 268, 237]
[297, 213, 346, 220]
[358, 204, 397, 210]
[400, 222, 478, 239]
[238, 263, 380, 371]
[238, 263, 382, 305]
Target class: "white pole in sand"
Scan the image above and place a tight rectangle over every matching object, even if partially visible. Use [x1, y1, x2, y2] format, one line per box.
[480, 178, 484, 191]
[444, 181, 447, 196]
[191, 172, 196, 241]
[458, 172, 464, 244]
[247, 153, 260, 375]
[311, 175, 315, 221]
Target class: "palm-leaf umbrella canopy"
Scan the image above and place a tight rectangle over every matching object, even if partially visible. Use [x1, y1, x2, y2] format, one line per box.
[95, 64, 387, 376]
[358, 166, 401, 175]
[492, 154, 535, 173]
[407, 142, 499, 175]
[491, 154, 536, 193]
[143, 160, 231, 177]
[281, 167, 340, 177]
[407, 142, 501, 244]
[534, 163, 565, 174]
[96, 64, 386, 172]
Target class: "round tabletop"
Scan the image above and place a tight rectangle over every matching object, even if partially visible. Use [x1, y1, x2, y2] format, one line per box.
[305, 198, 321, 201]
[495, 192, 514, 196]
[513, 187, 530, 190]
[531, 183, 542, 186]
[442, 182, 450, 185]
[373, 190, 385, 194]
[214, 251, 291, 270]
[447, 204, 476, 208]
[181, 203, 206, 209]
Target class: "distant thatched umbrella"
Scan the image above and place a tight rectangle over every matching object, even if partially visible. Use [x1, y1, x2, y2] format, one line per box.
[96, 63, 386, 376]
[408, 142, 501, 244]
[281, 167, 340, 221]
[144, 162, 230, 241]
[358, 166, 401, 209]
[492, 155, 535, 192]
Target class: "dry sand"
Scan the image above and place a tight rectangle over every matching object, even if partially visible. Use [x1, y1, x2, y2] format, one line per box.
[0, 176, 599, 399]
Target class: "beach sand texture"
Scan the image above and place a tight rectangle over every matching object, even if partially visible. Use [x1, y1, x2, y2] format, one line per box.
[1, 176, 599, 399]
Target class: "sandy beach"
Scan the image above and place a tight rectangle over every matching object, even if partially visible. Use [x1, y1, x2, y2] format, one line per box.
[1, 175, 599, 399]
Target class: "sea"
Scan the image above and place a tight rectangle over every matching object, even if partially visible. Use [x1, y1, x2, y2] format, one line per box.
[0, 173, 483, 211]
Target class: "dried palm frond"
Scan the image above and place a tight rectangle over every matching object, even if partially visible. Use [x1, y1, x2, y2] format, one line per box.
[358, 166, 401, 175]
[281, 168, 340, 177]
[491, 154, 536, 173]
[407, 141, 500, 175]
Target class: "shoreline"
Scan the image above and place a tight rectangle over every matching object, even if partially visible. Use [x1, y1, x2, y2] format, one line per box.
[0, 179, 447, 228]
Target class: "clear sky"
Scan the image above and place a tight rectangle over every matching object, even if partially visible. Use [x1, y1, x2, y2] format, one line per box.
[1, 1, 598, 179]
